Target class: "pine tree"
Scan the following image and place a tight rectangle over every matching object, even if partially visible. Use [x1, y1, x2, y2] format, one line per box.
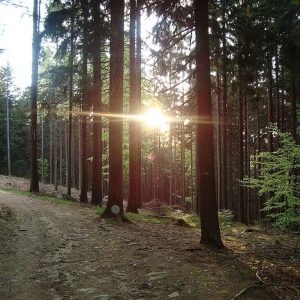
[194, 0, 223, 248]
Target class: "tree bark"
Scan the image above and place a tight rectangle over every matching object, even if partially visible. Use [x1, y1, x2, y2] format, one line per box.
[67, 0, 75, 196]
[194, 0, 223, 249]
[102, 0, 126, 220]
[221, 5, 228, 208]
[238, 80, 245, 223]
[267, 55, 274, 152]
[291, 67, 297, 142]
[30, 0, 40, 193]
[91, 0, 103, 206]
[79, 0, 89, 203]
[128, 0, 141, 213]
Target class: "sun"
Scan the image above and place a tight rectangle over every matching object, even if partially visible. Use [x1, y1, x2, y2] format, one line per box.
[141, 108, 170, 132]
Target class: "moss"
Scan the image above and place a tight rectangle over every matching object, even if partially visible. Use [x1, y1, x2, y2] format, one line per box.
[106, 218, 118, 225]
[126, 212, 172, 225]
[167, 210, 200, 228]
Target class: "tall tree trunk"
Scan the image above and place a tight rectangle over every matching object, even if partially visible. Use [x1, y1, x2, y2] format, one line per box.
[128, 0, 140, 213]
[30, 0, 40, 193]
[79, 0, 88, 203]
[65, 122, 68, 186]
[221, 5, 228, 208]
[267, 55, 274, 152]
[194, 0, 223, 248]
[50, 119, 53, 184]
[91, 0, 103, 206]
[190, 127, 194, 209]
[102, 0, 125, 220]
[180, 123, 185, 205]
[275, 50, 281, 131]
[291, 67, 297, 142]
[238, 83, 245, 223]
[5, 81, 11, 176]
[78, 119, 81, 190]
[244, 94, 250, 224]
[216, 64, 222, 208]
[169, 123, 173, 205]
[71, 119, 76, 188]
[41, 114, 44, 183]
[136, 0, 142, 206]
[59, 122, 63, 186]
[67, 0, 75, 196]
[54, 122, 58, 191]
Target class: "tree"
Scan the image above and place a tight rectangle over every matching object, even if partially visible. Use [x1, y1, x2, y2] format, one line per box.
[194, 0, 223, 248]
[102, 0, 126, 219]
[127, 0, 141, 213]
[91, 0, 103, 206]
[242, 129, 300, 229]
[67, 0, 75, 196]
[79, 0, 89, 203]
[30, 0, 40, 193]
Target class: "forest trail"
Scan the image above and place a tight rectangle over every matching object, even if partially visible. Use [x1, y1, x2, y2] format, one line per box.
[0, 189, 295, 300]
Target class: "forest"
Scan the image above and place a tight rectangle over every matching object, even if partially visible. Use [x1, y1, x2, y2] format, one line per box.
[0, 0, 299, 299]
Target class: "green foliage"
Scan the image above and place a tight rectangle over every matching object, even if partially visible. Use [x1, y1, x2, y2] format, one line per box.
[37, 195, 73, 205]
[125, 212, 171, 225]
[218, 209, 234, 227]
[1, 188, 73, 205]
[242, 129, 300, 229]
[96, 207, 105, 216]
[38, 158, 49, 181]
[185, 196, 192, 205]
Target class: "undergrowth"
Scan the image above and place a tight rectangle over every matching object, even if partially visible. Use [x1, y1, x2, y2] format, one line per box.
[1, 187, 73, 205]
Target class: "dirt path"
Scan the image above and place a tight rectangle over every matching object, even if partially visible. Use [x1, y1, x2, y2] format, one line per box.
[0, 189, 294, 300]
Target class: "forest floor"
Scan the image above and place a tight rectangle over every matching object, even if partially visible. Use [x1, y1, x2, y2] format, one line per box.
[0, 176, 299, 300]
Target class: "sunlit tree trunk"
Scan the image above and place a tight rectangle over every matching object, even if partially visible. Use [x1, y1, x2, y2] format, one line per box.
[65, 122, 68, 186]
[194, 0, 223, 248]
[102, 0, 126, 219]
[91, 0, 103, 206]
[79, 0, 88, 203]
[30, 0, 40, 193]
[41, 114, 44, 183]
[5, 81, 11, 176]
[128, 0, 140, 213]
[50, 119, 53, 184]
[136, 0, 142, 206]
[180, 123, 185, 205]
[67, 0, 74, 196]
[169, 123, 173, 205]
[59, 122, 63, 186]
[54, 122, 58, 191]
[78, 119, 81, 190]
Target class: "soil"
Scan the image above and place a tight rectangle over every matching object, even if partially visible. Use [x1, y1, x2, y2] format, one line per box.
[0, 176, 299, 300]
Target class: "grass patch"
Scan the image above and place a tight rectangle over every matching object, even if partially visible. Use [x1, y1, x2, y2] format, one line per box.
[96, 207, 105, 216]
[167, 210, 200, 227]
[96, 207, 124, 225]
[38, 195, 73, 205]
[106, 218, 118, 225]
[0, 187, 73, 205]
[1, 187, 29, 197]
[126, 211, 172, 225]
